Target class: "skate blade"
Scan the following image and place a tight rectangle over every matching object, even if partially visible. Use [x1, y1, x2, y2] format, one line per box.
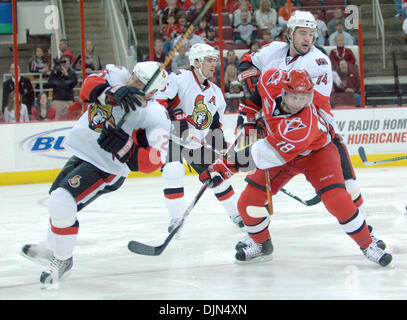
[20, 245, 53, 266]
[235, 254, 273, 265]
[40, 269, 72, 290]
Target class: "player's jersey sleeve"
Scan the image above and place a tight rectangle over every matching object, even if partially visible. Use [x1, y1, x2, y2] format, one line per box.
[155, 70, 181, 108]
[251, 107, 315, 169]
[304, 49, 333, 114]
[79, 73, 109, 103]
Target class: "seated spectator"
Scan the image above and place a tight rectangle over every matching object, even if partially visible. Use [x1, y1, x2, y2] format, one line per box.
[225, 49, 239, 70]
[329, 34, 356, 68]
[29, 47, 49, 75]
[194, 19, 210, 40]
[72, 40, 102, 73]
[312, 10, 328, 47]
[187, 0, 212, 24]
[153, 38, 172, 72]
[230, 0, 253, 14]
[234, 11, 258, 47]
[30, 92, 56, 121]
[162, 13, 183, 52]
[333, 59, 361, 107]
[327, 7, 351, 36]
[159, 0, 182, 32]
[66, 100, 88, 120]
[278, 1, 298, 26]
[260, 28, 273, 46]
[224, 64, 239, 92]
[174, 31, 205, 49]
[254, 0, 277, 30]
[213, 0, 235, 13]
[204, 26, 220, 49]
[171, 44, 190, 72]
[2, 63, 34, 115]
[4, 91, 29, 123]
[176, 11, 188, 34]
[58, 39, 75, 64]
[44, 55, 78, 120]
[328, 22, 354, 46]
[181, 0, 195, 12]
[232, 0, 253, 27]
[155, 0, 181, 16]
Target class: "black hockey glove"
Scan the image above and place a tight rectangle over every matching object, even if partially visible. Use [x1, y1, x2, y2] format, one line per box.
[106, 85, 145, 113]
[97, 125, 134, 163]
[169, 109, 189, 139]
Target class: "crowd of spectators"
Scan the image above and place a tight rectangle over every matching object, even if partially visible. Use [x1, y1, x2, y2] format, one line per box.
[152, 0, 360, 110]
[0, 38, 102, 123]
[0, 0, 365, 124]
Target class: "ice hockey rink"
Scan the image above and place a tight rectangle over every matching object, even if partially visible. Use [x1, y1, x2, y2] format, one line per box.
[0, 166, 406, 301]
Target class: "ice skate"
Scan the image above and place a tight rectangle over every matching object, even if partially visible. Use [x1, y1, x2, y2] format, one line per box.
[235, 234, 253, 250]
[168, 218, 182, 234]
[362, 242, 392, 267]
[40, 256, 73, 289]
[230, 213, 244, 228]
[368, 225, 386, 250]
[20, 243, 53, 266]
[235, 238, 273, 264]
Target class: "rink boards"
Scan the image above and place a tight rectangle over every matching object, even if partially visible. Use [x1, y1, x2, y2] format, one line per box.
[1, 106, 406, 185]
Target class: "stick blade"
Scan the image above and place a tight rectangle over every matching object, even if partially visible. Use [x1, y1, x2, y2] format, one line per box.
[128, 241, 162, 256]
[306, 195, 321, 206]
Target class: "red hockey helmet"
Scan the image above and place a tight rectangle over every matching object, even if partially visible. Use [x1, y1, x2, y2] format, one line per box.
[282, 69, 314, 94]
[281, 69, 314, 113]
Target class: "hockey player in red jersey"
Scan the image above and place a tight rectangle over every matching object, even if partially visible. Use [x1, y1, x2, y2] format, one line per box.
[155, 43, 244, 232]
[237, 10, 365, 216]
[199, 68, 392, 267]
[20, 62, 171, 288]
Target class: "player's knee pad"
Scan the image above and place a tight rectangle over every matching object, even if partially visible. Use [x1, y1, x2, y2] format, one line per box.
[162, 161, 185, 200]
[320, 187, 359, 222]
[238, 184, 268, 220]
[48, 187, 77, 228]
[162, 161, 185, 185]
[345, 178, 363, 207]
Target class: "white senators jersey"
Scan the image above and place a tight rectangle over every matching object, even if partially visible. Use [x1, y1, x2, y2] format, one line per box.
[64, 66, 171, 177]
[250, 41, 333, 114]
[155, 69, 227, 145]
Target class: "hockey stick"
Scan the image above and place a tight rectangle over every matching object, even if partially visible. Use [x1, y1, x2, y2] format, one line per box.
[265, 169, 274, 214]
[358, 146, 407, 166]
[278, 188, 321, 206]
[116, 0, 215, 130]
[128, 130, 243, 256]
[172, 134, 321, 207]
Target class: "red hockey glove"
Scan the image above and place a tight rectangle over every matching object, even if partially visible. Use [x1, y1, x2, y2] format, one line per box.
[238, 103, 259, 137]
[199, 158, 238, 188]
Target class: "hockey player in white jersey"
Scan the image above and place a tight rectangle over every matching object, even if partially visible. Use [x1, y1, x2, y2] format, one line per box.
[20, 62, 170, 288]
[155, 43, 244, 232]
[238, 10, 367, 217]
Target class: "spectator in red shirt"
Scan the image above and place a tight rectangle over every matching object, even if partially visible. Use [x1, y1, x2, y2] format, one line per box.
[329, 34, 356, 69]
[333, 59, 361, 107]
[31, 92, 56, 121]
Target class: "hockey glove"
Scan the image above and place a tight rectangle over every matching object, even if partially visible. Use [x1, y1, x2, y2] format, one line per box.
[97, 124, 134, 162]
[238, 103, 258, 137]
[199, 158, 238, 188]
[170, 109, 189, 139]
[105, 85, 145, 113]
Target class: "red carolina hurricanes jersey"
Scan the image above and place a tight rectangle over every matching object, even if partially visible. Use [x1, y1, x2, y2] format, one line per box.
[250, 68, 332, 169]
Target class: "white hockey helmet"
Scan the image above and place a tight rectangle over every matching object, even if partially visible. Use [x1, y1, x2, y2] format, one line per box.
[132, 61, 168, 93]
[287, 10, 317, 38]
[188, 43, 219, 67]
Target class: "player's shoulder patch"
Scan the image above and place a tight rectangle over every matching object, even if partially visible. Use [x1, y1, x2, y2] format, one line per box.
[315, 58, 329, 66]
[277, 108, 312, 143]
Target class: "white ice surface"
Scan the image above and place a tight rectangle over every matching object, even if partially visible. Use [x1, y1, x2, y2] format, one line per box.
[0, 166, 406, 300]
